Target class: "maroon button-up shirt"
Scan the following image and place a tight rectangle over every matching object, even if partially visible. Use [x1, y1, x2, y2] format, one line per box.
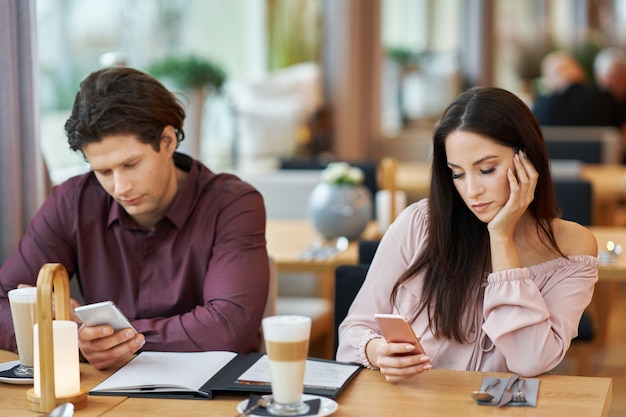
[0, 153, 269, 353]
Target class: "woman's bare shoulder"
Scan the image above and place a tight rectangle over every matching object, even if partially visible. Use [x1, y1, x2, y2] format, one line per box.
[552, 218, 598, 257]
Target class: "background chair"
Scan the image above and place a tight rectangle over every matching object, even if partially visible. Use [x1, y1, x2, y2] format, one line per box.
[333, 264, 369, 359]
[332, 239, 381, 358]
[545, 140, 602, 164]
[376, 157, 407, 233]
[553, 177, 597, 374]
[358, 240, 380, 265]
[553, 178, 593, 225]
[541, 125, 624, 164]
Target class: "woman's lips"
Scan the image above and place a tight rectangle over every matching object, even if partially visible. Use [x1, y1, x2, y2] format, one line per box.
[472, 202, 491, 213]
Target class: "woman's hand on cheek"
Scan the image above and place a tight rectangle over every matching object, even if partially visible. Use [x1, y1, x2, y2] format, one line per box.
[488, 150, 538, 235]
[512, 150, 538, 208]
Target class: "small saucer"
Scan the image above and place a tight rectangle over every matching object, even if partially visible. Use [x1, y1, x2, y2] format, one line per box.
[236, 394, 338, 417]
[0, 361, 34, 385]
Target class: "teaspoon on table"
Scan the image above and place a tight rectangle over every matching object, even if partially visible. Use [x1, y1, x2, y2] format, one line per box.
[236, 394, 272, 417]
[471, 378, 501, 402]
[45, 402, 74, 417]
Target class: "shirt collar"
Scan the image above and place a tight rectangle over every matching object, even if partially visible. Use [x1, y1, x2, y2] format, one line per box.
[107, 152, 196, 230]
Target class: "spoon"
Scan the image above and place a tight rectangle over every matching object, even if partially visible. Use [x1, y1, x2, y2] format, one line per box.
[471, 378, 501, 402]
[236, 394, 272, 417]
[45, 402, 74, 417]
[471, 390, 495, 402]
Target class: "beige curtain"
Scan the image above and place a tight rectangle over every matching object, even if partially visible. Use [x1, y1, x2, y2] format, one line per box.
[0, 0, 47, 263]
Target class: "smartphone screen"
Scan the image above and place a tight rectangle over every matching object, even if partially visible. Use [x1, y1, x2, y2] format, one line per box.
[374, 313, 425, 355]
[74, 301, 136, 332]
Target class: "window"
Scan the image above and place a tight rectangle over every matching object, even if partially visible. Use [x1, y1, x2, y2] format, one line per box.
[36, 0, 264, 183]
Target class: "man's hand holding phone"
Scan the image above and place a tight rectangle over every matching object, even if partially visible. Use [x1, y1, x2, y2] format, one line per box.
[370, 314, 432, 383]
[74, 301, 145, 370]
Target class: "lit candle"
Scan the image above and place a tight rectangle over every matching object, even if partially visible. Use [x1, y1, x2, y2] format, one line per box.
[33, 320, 80, 397]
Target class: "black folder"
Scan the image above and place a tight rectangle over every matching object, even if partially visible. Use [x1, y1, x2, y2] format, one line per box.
[89, 351, 361, 400]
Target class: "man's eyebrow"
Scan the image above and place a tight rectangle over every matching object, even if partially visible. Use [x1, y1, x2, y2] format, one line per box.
[89, 155, 141, 171]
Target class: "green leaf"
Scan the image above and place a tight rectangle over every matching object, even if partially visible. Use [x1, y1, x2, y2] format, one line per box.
[147, 55, 226, 91]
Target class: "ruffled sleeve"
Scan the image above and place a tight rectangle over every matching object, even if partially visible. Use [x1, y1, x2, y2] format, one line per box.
[335, 199, 430, 367]
[482, 255, 598, 376]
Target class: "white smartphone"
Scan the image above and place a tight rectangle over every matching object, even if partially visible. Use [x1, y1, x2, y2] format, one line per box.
[74, 301, 136, 332]
[374, 313, 426, 356]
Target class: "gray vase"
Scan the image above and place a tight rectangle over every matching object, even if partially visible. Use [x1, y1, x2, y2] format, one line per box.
[308, 182, 373, 241]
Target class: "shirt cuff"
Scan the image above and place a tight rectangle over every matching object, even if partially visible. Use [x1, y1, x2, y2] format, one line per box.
[358, 331, 384, 370]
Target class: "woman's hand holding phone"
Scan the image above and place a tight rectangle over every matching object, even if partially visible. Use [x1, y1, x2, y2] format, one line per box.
[371, 314, 432, 383]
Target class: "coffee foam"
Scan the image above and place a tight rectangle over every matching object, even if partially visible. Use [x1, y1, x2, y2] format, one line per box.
[8, 287, 37, 302]
[262, 315, 311, 342]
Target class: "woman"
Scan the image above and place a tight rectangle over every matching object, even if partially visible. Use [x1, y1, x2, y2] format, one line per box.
[336, 87, 598, 381]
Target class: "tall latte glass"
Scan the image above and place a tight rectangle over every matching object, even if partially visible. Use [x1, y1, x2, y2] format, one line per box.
[8, 287, 38, 377]
[262, 315, 311, 416]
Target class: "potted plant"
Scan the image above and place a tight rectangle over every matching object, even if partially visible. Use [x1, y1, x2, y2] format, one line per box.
[147, 55, 227, 158]
[308, 162, 373, 241]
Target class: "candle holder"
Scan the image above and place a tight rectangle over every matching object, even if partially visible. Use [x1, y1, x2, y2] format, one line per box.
[26, 263, 88, 413]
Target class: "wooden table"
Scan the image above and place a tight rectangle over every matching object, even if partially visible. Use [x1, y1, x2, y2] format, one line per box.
[395, 161, 626, 226]
[592, 227, 626, 281]
[0, 350, 612, 416]
[581, 165, 626, 226]
[587, 227, 626, 349]
[266, 220, 380, 300]
[0, 351, 126, 417]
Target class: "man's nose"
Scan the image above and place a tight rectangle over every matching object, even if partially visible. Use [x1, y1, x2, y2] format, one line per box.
[113, 172, 132, 196]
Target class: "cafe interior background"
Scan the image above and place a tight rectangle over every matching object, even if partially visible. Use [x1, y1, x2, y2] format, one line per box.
[35, 0, 626, 184]
[4, 0, 626, 414]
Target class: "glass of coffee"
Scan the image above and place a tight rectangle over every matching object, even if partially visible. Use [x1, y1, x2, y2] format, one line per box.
[8, 287, 38, 377]
[262, 315, 311, 416]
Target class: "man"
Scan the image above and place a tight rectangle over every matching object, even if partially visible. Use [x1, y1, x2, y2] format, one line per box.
[0, 67, 270, 369]
[594, 47, 626, 117]
[532, 50, 626, 130]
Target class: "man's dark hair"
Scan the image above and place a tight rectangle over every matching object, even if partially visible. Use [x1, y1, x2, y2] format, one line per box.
[65, 67, 186, 152]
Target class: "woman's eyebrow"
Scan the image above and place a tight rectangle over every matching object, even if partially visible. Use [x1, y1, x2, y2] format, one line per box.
[447, 155, 498, 168]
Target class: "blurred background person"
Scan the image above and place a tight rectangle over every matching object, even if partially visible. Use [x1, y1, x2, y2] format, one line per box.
[532, 50, 626, 131]
[593, 46, 626, 118]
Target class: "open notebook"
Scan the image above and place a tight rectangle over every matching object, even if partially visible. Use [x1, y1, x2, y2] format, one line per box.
[90, 351, 361, 400]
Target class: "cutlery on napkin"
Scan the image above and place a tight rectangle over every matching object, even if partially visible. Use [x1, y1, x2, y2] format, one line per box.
[497, 373, 520, 407]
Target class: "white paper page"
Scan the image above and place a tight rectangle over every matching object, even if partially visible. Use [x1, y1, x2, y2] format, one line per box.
[237, 355, 359, 390]
[92, 351, 237, 392]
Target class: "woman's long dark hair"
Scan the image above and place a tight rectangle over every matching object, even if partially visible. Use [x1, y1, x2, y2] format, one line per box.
[391, 87, 563, 343]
